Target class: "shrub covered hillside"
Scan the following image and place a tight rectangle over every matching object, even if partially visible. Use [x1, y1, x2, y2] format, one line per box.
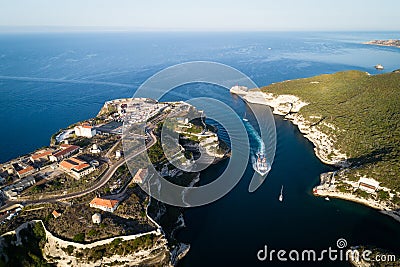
[261, 70, 400, 191]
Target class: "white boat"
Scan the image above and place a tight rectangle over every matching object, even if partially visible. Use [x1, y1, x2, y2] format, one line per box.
[253, 151, 271, 176]
[325, 197, 330, 201]
[279, 185, 283, 202]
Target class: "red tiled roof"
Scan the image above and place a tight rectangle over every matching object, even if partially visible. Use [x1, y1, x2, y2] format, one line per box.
[17, 166, 34, 175]
[31, 150, 52, 160]
[81, 125, 93, 129]
[59, 157, 90, 172]
[52, 210, 61, 218]
[76, 123, 93, 129]
[53, 145, 79, 158]
[90, 197, 119, 209]
[359, 182, 377, 190]
[60, 144, 71, 148]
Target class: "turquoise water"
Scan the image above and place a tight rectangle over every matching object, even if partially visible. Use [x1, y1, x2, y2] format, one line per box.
[1, 32, 400, 266]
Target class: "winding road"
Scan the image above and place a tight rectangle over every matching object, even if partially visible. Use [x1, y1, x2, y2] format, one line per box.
[0, 131, 157, 211]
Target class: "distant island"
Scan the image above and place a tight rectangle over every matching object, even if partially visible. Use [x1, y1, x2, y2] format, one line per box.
[364, 39, 400, 48]
[232, 70, 400, 222]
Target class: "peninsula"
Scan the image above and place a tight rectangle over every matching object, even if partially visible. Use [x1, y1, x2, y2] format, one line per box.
[232, 70, 400, 220]
[0, 98, 229, 266]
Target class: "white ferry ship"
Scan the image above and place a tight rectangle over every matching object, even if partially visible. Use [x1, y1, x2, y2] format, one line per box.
[253, 151, 271, 176]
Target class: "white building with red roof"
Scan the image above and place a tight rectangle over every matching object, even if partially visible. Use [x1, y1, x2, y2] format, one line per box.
[89, 197, 119, 212]
[74, 124, 96, 138]
[49, 144, 79, 162]
[59, 157, 95, 179]
[30, 150, 53, 163]
[358, 177, 380, 193]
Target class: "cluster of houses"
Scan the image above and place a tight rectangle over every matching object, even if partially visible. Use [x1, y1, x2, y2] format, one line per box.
[104, 98, 168, 125]
[2, 176, 36, 199]
[0, 140, 99, 200]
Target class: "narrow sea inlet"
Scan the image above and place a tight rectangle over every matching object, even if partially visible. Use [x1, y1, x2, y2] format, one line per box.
[170, 86, 400, 267]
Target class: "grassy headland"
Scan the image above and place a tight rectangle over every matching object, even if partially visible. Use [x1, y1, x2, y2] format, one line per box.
[260, 70, 400, 204]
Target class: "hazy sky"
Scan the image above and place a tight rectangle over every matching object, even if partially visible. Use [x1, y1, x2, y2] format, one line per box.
[0, 0, 399, 31]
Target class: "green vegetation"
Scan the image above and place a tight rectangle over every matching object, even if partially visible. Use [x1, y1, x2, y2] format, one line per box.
[62, 245, 75, 256]
[75, 234, 158, 262]
[0, 222, 51, 267]
[147, 140, 166, 164]
[73, 233, 85, 243]
[261, 71, 400, 191]
[377, 190, 390, 201]
[336, 182, 353, 193]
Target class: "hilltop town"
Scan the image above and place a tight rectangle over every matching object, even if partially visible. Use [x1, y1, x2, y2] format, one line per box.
[0, 98, 228, 266]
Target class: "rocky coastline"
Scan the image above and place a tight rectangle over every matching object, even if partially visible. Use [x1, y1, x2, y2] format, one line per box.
[364, 39, 400, 48]
[232, 88, 400, 216]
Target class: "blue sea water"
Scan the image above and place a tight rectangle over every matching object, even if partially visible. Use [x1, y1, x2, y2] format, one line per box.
[1, 32, 399, 162]
[1, 31, 400, 266]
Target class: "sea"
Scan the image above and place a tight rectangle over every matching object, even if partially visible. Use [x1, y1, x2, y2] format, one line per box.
[0, 31, 400, 266]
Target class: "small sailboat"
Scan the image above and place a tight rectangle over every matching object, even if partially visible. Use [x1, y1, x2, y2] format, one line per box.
[279, 185, 283, 202]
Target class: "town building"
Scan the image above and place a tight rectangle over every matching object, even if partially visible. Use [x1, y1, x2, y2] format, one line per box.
[90, 144, 102, 154]
[74, 124, 96, 138]
[52, 210, 62, 218]
[92, 213, 102, 224]
[59, 157, 95, 179]
[49, 144, 80, 162]
[89, 197, 119, 212]
[2, 176, 36, 200]
[133, 168, 148, 183]
[12, 162, 35, 178]
[95, 121, 123, 135]
[358, 177, 380, 193]
[1, 164, 15, 175]
[30, 150, 53, 163]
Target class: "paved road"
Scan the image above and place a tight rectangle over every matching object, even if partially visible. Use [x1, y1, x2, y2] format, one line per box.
[0, 131, 157, 211]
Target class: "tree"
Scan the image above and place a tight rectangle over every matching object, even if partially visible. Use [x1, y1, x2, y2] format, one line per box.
[73, 233, 85, 243]
[377, 190, 390, 201]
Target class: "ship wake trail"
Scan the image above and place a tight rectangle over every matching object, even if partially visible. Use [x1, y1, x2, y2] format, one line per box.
[243, 120, 265, 154]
